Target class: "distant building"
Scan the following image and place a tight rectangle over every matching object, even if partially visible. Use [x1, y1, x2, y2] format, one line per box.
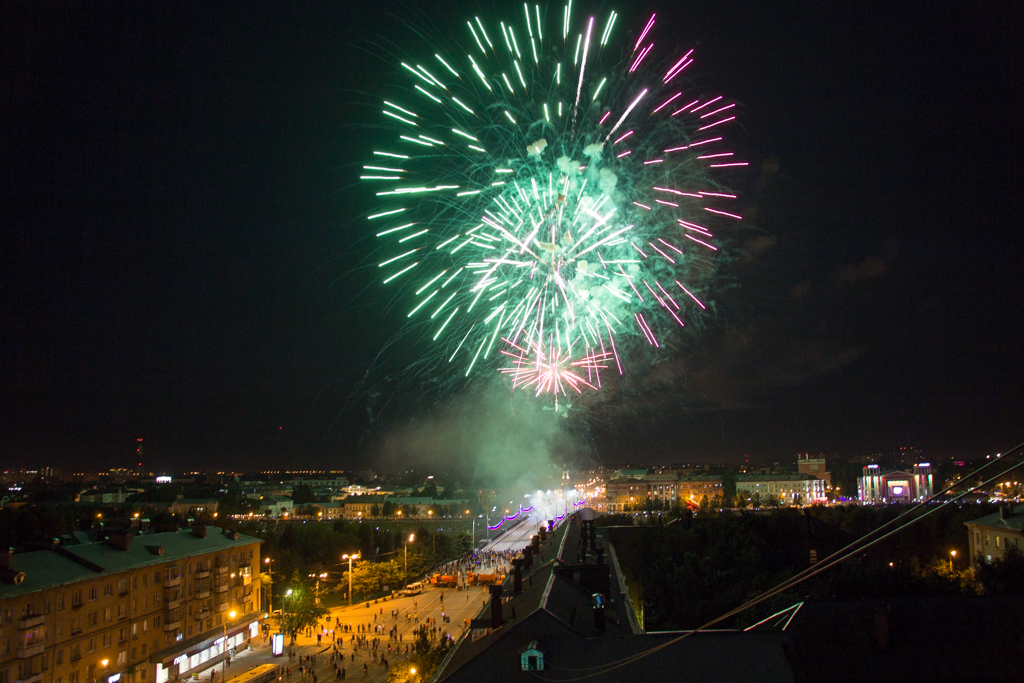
[858, 464, 933, 503]
[796, 454, 831, 487]
[606, 474, 680, 511]
[257, 496, 292, 518]
[735, 474, 827, 504]
[677, 476, 724, 506]
[167, 499, 219, 517]
[965, 503, 1024, 564]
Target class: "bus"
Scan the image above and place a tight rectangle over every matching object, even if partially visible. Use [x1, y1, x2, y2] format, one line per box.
[402, 581, 427, 596]
[225, 664, 279, 683]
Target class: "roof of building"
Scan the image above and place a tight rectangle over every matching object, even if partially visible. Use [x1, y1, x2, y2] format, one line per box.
[436, 517, 793, 683]
[342, 495, 386, 504]
[172, 498, 218, 505]
[0, 526, 261, 600]
[736, 474, 817, 483]
[964, 503, 1024, 532]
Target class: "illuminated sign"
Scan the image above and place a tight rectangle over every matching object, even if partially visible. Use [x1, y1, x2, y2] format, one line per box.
[156, 476, 172, 484]
[272, 634, 284, 656]
[173, 656, 188, 666]
[108, 675, 121, 683]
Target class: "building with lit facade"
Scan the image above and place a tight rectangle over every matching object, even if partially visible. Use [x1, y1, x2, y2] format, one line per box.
[965, 504, 1024, 565]
[0, 524, 261, 683]
[858, 463, 933, 503]
[735, 474, 827, 504]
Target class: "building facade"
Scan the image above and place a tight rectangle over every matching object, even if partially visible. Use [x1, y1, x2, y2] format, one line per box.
[0, 525, 261, 683]
[735, 474, 827, 504]
[858, 463, 933, 504]
[965, 504, 1024, 565]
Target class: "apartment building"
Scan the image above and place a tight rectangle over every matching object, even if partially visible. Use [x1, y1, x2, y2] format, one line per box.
[0, 524, 261, 683]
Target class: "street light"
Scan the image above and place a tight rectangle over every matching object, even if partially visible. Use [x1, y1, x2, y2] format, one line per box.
[221, 609, 237, 681]
[342, 554, 360, 607]
[950, 550, 957, 572]
[263, 557, 273, 614]
[404, 534, 415, 586]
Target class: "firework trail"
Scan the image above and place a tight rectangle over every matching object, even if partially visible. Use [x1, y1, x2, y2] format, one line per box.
[363, 5, 743, 403]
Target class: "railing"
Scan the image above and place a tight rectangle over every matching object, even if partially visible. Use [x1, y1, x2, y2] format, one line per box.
[17, 614, 46, 630]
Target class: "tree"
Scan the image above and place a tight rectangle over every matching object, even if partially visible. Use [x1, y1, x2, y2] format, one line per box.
[370, 504, 381, 518]
[278, 577, 328, 643]
[291, 485, 315, 505]
[382, 500, 397, 517]
[349, 559, 404, 597]
[974, 547, 1024, 595]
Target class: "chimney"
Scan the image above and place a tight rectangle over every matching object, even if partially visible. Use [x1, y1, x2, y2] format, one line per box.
[592, 593, 606, 632]
[140, 519, 151, 533]
[0, 547, 12, 571]
[512, 558, 524, 593]
[539, 526, 548, 542]
[489, 585, 504, 628]
[107, 533, 133, 551]
[192, 521, 207, 539]
[523, 545, 534, 569]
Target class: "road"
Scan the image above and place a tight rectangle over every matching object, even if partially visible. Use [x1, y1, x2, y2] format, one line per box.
[193, 586, 492, 683]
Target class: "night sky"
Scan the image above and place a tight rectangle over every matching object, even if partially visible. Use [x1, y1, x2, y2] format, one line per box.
[2, 1, 1022, 471]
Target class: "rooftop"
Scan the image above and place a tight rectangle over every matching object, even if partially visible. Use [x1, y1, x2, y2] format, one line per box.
[0, 526, 261, 599]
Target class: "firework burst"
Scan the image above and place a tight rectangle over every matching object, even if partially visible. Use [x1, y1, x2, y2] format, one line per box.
[363, 4, 743, 402]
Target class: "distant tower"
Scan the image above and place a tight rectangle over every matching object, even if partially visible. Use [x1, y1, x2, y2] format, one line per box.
[136, 438, 144, 475]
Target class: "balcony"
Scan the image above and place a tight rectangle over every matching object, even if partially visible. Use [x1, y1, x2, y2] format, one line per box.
[163, 576, 181, 588]
[165, 598, 182, 610]
[195, 589, 210, 599]
[214, 565, 228, 575]
[241, 574, 252, 586]
[18, 614, 46, 630]
[17, 643, 46, 659]
[195, 569, 211, 579]
[195, 609, 211, 621]
[216, 603, 230, 613]
[163, 620, 182, 632]
[214, 584, 228, 594]
[15, 673, 44, 683]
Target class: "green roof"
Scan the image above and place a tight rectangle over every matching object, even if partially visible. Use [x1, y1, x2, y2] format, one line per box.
[965, 504, 1024, 532]
[0, 527, 261, 600]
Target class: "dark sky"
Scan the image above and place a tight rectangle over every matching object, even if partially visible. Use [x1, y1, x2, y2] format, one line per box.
[2, 1, 1022, 471]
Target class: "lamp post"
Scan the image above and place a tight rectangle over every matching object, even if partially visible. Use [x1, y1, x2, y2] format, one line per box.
[404, 534, 415, 586]
[950, 550, 957, 572]
[263, 557, 272, 614]
[342, 554, 360, 607]
[221, 609, 237, 681]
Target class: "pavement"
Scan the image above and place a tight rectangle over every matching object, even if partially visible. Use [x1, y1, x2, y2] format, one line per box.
[191, 585, 493, 683]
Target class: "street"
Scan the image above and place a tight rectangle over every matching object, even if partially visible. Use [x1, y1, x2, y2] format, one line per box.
[194, 586, 492, 683]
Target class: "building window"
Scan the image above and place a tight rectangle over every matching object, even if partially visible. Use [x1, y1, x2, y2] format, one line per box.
[86, 638, 95, 653]
[56, 650, 64, 665]
[87, 613, 98, 627]
[70, 644, 81, 660]
[69, 672, 79, 683]
[103, 608, 111, 622]
[88, 587, 98, 601]
[58, 595, 66, 611]
[117, 652, 126, 667]
[102, 633, 112, 648]
[104, 584, 113, 597]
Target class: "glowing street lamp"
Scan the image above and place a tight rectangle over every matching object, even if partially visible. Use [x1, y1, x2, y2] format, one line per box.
[342, 554, 360, 607]
[950, 550, 957, 572]
[404, 534, 415, 585]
